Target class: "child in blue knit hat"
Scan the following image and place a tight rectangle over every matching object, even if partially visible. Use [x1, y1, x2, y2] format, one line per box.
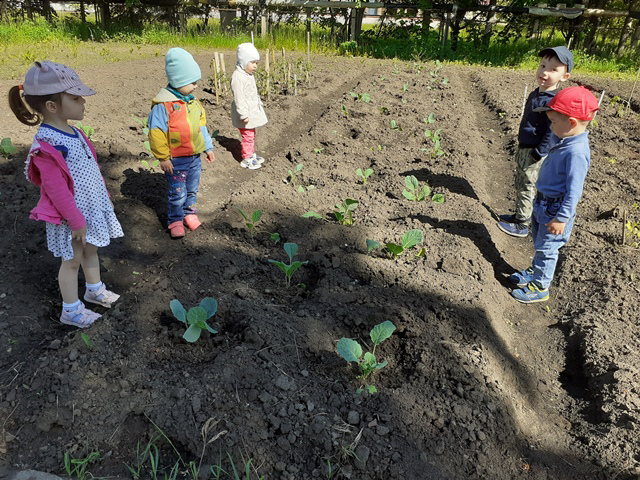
[148, 47, 216, 238]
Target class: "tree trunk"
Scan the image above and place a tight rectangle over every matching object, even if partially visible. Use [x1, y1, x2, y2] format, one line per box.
[422, 7, 430, 33]
[616, 14, 634, 55]
[98, 1, 110, 29]
[79, 0, 86, 23]
[630, 20, 640, 48]
[482, 0, 496, 46]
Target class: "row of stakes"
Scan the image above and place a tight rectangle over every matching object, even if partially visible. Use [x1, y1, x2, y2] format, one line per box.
[209, 47, 311, 104]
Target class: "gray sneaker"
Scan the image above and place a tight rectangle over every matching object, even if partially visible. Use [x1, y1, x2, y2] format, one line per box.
[251, 153, 265, 164]
[240, 157, 261, 169]
[60, 301, 101, 328]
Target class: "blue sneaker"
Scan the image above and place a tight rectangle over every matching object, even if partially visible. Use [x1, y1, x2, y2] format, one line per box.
[511, 283, 549, 303]
[497, 221, 529, 238]
[509, 267, 534, 288]
[498, 213, 517, 223]
[251, 153, 265, 165]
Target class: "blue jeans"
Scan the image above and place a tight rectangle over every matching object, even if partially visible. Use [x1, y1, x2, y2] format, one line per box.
[165, 155, 201, 225]
[531, 197, 575, 289]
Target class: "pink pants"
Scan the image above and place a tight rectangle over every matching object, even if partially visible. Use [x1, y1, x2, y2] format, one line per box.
[239, 128, 256, 159]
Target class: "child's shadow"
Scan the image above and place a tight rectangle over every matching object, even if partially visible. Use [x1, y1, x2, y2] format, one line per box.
[216, 135, 242, 162]
[120, 167, 167, 226]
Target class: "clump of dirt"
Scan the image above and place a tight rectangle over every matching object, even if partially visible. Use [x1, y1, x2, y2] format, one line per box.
[0, 55, 639, 479]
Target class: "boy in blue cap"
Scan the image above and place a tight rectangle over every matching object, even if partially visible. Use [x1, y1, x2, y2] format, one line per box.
[497, 46, 573, 238]
[148, 47, 215, 238]
[509, 86, 599, 303]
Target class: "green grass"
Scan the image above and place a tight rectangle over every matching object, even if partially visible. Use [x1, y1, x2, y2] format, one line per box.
[1, 16, 638, 78]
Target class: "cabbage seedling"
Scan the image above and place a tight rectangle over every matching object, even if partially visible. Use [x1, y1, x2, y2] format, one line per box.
[334, 199, 359, 225]
[403, 175, 430, 202]
[336, 320, 396, 394]
[238, 209, 262, 239]
[170, 297, 218, 343]
[356, 167, 373, 184]
[0, 138, 17, 157]
[385, 229, 423, 258]
[366, 239, 381, 254]
[268, 242, 308, 287]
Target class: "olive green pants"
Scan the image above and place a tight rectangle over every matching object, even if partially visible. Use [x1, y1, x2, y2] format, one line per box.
[514, 146, 543, 224]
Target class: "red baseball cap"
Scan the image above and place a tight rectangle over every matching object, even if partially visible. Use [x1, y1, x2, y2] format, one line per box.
[533, 86, 599, 121]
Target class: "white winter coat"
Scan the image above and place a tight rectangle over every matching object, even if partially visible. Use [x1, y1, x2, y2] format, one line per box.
[230, 67, 268, 129]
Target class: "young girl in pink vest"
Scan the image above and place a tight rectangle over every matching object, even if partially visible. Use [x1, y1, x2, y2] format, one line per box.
[9, 61, 123, 329]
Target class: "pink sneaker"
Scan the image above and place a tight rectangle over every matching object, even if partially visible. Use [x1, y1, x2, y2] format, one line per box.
[184, 214, 201, 231]
[84, 283, 120, 308]
[168, 221, 185, 238]
[60, 302, 101, 329]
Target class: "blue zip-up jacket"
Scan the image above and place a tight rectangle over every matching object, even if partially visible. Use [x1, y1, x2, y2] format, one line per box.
[518, 88, 558, 161]
[536, 131, 590, 223]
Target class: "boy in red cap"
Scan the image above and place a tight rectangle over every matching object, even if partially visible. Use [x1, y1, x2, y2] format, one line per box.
[509, 86, 599, 303]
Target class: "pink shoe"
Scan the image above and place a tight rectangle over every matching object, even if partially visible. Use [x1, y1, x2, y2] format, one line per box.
[60, 302, 101, 329]
[168, 221, 185, 238]
[84, 283, 120, 308]
[184, 214, 201, 231]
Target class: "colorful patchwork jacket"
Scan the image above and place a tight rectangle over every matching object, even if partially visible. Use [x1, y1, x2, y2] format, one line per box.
[147, 88, 214, 162]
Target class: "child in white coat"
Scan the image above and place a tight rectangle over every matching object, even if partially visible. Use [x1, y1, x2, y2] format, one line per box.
[231, 43, 268, 170]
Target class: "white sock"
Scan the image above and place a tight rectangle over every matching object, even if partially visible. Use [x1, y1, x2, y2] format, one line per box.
[63, 300, 82, 311]
[86, 282, 103, 292]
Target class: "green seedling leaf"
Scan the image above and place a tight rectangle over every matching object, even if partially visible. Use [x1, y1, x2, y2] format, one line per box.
[416, 247, 427, 257]
[297, 185, 305, 193]
[271, 232, 281, 244]
[142, 127, 149, 135]
[199, 297, 218, 318]
[375, 360, 388, 369]
[337, 338, 363, 362]
[363, 351, 377, 371]
[302, 211, 323, 219]
[405, 175, 419, 191]
[284, 242, 299, 261]
[370, 320, 396, 345]
[170, 299, 187, 323]
[432, 193, 445, 204]
[212, 129, 220, 138]
[344, 199, 359, 211]
[385, 242, 404, 257]
[251, 210, 262, 224]
[187, 306, 207, 326]
[366, 385, 378, 394]
[427, 113, 435, 124]
[402, 190, 416, 201]
[183, 324, 202, 343]
[143, 140, 151, 151]
[366, 239, 381, 253]
[401, 229, 423, 249]
[81, 332, 92, 350]
[140, 160, 149, 168]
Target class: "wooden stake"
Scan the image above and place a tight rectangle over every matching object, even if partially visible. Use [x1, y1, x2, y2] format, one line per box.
[212, 58, 220, 105]
[591, 89, 605, 123]
[287, 63, 291, 88]
[214, 51, 221, 93]
[271, 48, 275, 67]
[281, 47, 285, 63]
[307, 30, 311, 64]
[220, 53, 226, 93]
[265, 48, 270, 100]
[520, 85, 528, 119]
[294, 73, 298, 95]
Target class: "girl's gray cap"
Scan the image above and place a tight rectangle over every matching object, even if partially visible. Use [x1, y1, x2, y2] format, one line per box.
[23, 61, 96, 96]
[538, 46, 574, 72]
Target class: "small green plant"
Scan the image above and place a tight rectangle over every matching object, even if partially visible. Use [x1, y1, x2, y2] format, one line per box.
[390, 119, 401, 130]
[170, 297, 218, 343]
[423, 113, 436, 124]
[430, 60, 443, 81]
[366, 239, 381, 253]
[384, 229, 424, 259]
[238, 209, 262, 239]
[625, 218, 640, 248]
[133, 115, 159, 169]
[610, 95, 626, 117]
[356, 167, 373, 184]
[370, 144, 384, 152]
[402, 82, 409, 92]
[64, 451, 100, 480]
[350, 92, 371, 103]
[424, 128, 444, 158]
[313, 147, 324, 154]
[75, 122, 95, 138]
[442, 77, 449, 85]
[268, 243, 308, 287]
[336, 320, 396, 394]
[334, 198, 359, 226]
[380, 106, 389, 115]
[80, 332, 92, 350]
[287, 163, 305, 192]
[0, 138, 17, 157]
[271, 232, 281, 244]
[402, 175, 443, 203]
[341, 104, 349, 116]
[302, 211, 324, 220]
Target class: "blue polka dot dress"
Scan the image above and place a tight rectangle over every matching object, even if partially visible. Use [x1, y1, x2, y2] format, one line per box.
[34, 124, 123, 261]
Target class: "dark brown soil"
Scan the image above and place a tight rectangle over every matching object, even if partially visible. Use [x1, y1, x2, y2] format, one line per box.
[0, 53, 639, 480]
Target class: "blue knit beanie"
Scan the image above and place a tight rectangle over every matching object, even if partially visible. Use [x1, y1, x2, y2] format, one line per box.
[165, 48, 201, 88]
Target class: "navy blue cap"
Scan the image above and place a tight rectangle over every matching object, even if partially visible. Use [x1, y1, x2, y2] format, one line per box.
[538, 46, 574, 72]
